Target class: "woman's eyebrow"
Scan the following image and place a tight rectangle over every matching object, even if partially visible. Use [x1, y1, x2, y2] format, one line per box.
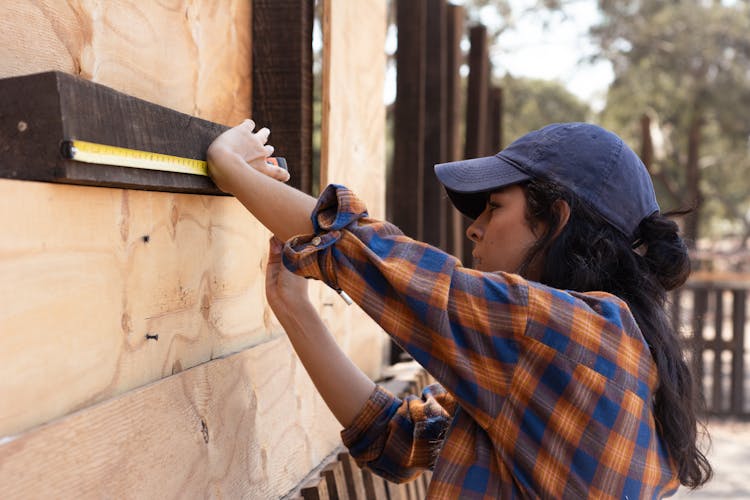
[489, 187, 512, 199]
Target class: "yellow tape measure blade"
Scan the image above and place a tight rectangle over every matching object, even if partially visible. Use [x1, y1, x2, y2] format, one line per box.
[62, 140, 208, 176]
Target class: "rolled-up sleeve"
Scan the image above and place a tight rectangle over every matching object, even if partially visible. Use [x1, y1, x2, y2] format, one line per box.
[283, 184, 528, 427]
[342, 383, 457, 483]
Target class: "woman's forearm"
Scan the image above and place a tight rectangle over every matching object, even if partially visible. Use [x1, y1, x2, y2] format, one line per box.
[275, 303, 376, 428]
[207, 139, 317, 241]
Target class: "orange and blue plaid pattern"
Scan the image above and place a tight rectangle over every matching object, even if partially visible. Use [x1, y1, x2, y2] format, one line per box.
[283, 185, 681, 499]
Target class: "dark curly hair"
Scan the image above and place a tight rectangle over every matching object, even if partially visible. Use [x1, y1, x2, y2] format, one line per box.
[516, 177, 712, 489]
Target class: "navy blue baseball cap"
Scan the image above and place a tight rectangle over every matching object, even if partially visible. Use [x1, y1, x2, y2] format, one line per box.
[434, 122, 659, 238]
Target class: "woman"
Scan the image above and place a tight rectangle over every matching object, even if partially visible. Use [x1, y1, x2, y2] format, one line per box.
[207, 121, 711, 498]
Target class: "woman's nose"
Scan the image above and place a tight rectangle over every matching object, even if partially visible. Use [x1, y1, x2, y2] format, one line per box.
[466, 216, 483, 243]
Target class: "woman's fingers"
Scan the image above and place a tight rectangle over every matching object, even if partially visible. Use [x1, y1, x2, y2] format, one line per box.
[256, 127, 270, 144]
[268, 236, 283, 258]
[249, 158, 290, 182]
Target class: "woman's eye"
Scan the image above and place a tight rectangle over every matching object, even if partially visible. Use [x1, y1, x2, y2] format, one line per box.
[487, 201, 501, 211]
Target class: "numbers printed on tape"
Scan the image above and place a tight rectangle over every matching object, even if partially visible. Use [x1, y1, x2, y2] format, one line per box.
[62, 140, 209, 176]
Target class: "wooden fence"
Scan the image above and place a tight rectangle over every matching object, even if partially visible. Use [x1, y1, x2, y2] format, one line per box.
[673, 276, 749, 417]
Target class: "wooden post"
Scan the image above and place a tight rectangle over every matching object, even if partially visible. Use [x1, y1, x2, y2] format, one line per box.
[712, 290, 724, 412]
[445, 3, 465, 261]
[464, 25, 489, 159]
[390, 0, 427, 364]
[392, 0, 426, 240]
[692, 288, 708, 405]
[731, 289, 746, 414]
[489, 86, 504, 152]
[462, 24, 489, 264]
[422, 0, 448, 250]
[252, 0, 314, 193]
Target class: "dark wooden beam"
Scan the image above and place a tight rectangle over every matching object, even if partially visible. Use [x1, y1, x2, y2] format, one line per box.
[445, 3, 465, 261]
[731, 289, 746, 414]
[464, 25, 489, 159]
[392, 0, 426, 241]
[253, 0, 314, 193]
[0, 71, 227, 194]
[489, 86, 504, 152]
[422, 0, 448, 250]
[462, 25, 489, 264]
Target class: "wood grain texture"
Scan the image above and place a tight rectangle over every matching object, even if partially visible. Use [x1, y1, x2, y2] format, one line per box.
[0, 71, 227, 194]
[0, 177, 382, 444]
[320, 0, 386, 218]
[0, 0, 251, 126]
[318, 0, 389, 378]
[0, 179, 275, 437]
[0, 337, 343, 499]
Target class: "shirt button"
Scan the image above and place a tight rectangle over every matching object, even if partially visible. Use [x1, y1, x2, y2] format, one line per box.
[311, 236, 322, 246]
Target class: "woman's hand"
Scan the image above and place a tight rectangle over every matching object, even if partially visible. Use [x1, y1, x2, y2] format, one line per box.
[265, 236, 312, 319]
[264, 236, 376, 427]
[207, 119, 290, 194]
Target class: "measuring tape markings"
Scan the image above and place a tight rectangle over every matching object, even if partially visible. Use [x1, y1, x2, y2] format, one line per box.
[61, 140, 286, 177]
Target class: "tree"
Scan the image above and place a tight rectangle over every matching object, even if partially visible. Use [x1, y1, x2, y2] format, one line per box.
[592, 0, 750, 251]
[496, 74, 591, 144]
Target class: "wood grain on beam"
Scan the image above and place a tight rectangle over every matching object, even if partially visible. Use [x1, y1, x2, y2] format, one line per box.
[0, 71, 226, 194]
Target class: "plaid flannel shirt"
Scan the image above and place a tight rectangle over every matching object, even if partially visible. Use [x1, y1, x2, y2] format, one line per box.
[283, 185, 680, 499]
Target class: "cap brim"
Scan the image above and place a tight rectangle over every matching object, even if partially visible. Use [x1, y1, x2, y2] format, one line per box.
[434, 155, 531, 219]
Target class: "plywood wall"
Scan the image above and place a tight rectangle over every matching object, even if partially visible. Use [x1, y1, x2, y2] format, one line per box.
[0, 0, 387, 497]
[320, 0, 389, 379]
[0, 0, 252, 125]
[0, 337, 342, 499]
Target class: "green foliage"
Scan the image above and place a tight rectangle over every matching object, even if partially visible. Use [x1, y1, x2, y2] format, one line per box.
[496, 75, 592, 144]
[593, 0, 750, 242]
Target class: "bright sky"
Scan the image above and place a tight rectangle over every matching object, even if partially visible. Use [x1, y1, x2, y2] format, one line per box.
[480, 0, 613, 111]
[381, 0, 614, 112]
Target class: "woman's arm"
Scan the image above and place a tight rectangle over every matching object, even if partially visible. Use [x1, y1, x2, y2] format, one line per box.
[207, 120, 316, 241]
[267, 239, 454, 481]
[266, 237, 375, 426]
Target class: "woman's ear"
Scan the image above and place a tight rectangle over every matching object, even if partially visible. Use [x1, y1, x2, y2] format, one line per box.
[551, 199, 571, 238]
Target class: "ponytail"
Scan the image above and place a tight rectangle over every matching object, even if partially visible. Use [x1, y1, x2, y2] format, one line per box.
[637, 213, 691, 292]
